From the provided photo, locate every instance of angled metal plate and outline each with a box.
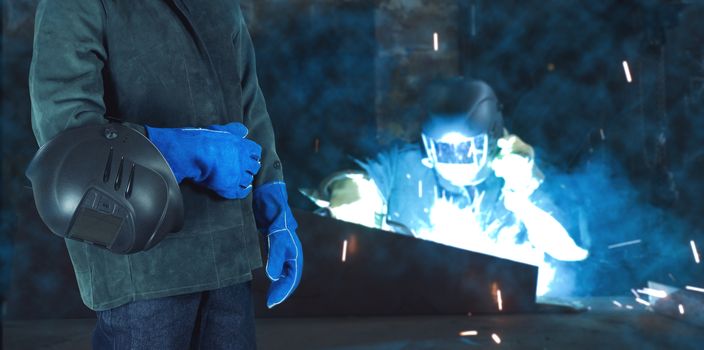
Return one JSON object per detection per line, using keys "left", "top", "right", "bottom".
{"left": 253, "top": 210, "right": 538, "bottom": 317}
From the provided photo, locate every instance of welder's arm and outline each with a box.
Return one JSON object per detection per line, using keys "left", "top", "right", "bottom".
{"left": 493, "top": 134, "right": 587, "bottom": 261}
{"left": 503, "top": 191, "right": 588, "bottom": 261}
{"left": 237, "top": 11, "right": 283, "bottom": 186}
{"left": 303, "top": 173, "right": 387, "bottom": 230}
{"left": 491, "top": 131, "right": 589, "bottom": 261}
{"left": 236, "top": 10, "right": 302, "bottom": 308}
{"left": 29, "top": 0, "right": 144, "bottom": 147}
{"left": 146, "top": 124, "right": 262, "bottom": 199}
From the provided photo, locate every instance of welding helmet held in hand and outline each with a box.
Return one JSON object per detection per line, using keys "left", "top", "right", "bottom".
{"left": 26, "top": 123, "right": 184, "bottom": 254}
{"left": 421, "top": 79, "right": 504, "bottom": 187}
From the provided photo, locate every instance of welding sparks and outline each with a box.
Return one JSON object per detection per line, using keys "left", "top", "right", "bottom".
{"left": 608, "top": 239, "right": 642, "bottom": 249}
{"left": 690, "top": 240, "right": 700, "bottom": 264}
{"left": 630, "top": 289, "right": 640, "bottom": 299}
{"left": 497, "top": 289, "right": 503, "bottom": 311}
{"left": 679, "top": 304, "right": 685, "bottom": 315}
{"left": 599, "top": 129, "right": 606, "bottom": 140}
{"left": 625, "top": 305, "right": 634, "bottom": 310}
{"left": 622, "top": 60, "right": 632, "bottom": 83}
{"left": 685, "top": 285, "right": 704, "bottom": 293}
{"left": 459, "top": 330, "right": 478, "bottom": 336}
{"left": 612, "top": 300, "right": 623, "bottom": 308}
{"left": 492, "top": 333, "right": 502, "bottom": 344}
{"left": 635, "top": 298, "right": 651, "bottom": 307}
{"left": 636, "top": 288, "right": 668, "bottom": 299}
{"left": 314, "top": 138, "right": 320, "bottom": 153}
{"left": 418, "top": 180, "right": 423, "bottom": 198}
{"left": 341, "top": 240, "right": 348, "bottom": 262}
{"left": 433, "top": 32, "right": 439, "bottom": 51}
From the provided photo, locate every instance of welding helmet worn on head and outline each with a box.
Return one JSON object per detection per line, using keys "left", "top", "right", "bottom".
{"left": 421, "top": 79, "right": 504, "bottom": 187}
{"left": 26, "top": 123, "right": 184, "bottom": 254}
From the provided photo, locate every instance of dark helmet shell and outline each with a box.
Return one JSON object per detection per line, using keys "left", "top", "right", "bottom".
{"left": 26, "top": 124, "right": 184, "bottom": 254}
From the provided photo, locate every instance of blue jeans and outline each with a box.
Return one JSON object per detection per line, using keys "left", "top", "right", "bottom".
{"left": 92, "top": 281, "right": 256, "bottom": 350}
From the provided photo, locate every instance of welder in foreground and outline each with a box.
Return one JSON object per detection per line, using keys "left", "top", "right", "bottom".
{"left": 28, "top": 0, "right": 302, "bottom": 348}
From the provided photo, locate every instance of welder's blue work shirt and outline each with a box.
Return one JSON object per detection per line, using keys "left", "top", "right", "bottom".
{"left": 357, "top": 144, "right": 550, "bottom": 242}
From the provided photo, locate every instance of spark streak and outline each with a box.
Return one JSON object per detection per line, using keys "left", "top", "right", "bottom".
{"left": 636, "top": 288, "right": 667, "bottom": 298}
{"left": 678, "top": 304, "right": 685, "bottom": 315}
{"left": 418, "top": 180, "right": 423, "bottom": 198}
{"left": 685, "top": 285, "right": 704, "bottom": 293}
{"left": 635, "top": 298, "right": 650, "bottom": 306}
{"left": 691, "top": 240, "right": 700, "bottom": 264}
{"left": 433, "top": 32, "right": 439, "bottom": 51}
{"left": 459, "top": 330, "right": 478, "bottom": 336}
{"left": 608, "top": 239, "right": 641, "bottom": 249}
{"left": 612, "top": 300, "right": 623, "bottom": 308}
{"left": 341, "top": 240, "right": 348, "bottom": 262}
{"left": 625, "top": 305, "right": 634, "bottom": 310}
{"left": 622, "top": 60, "right": 632, "bottom": 83}
{"left": 497, "top": 289, "right": 503, "bottom": 311}
{"left": 492, "top": 333, "right": 502, "bottom": 344}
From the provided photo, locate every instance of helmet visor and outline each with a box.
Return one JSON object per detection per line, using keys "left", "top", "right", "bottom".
{"left": 423, "top": 132, "right": 489, "bottom": 165}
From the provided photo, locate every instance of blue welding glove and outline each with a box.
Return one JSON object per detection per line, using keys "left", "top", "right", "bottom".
{"left": 253, "top": 182, "right": 303, "bottom": 308}
{"left": 145, "top": 122, "right": 262, "bottom": 199}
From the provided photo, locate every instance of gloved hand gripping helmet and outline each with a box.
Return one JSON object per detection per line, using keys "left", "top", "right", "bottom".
{"left": 26, "top": 124, "right": 184, "bottom": 254}
{"left": 421, "top": 79, "right": 504, "bottom": 187}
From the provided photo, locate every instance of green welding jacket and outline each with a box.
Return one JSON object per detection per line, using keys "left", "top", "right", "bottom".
{"left": 29, "top": 0, "right": 282, "bottom": 311}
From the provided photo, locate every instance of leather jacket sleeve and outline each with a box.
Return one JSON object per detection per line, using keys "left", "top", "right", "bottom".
{"left": 30, "top": 0, "right": 145, "bottom": 148}
{"left": 236, "top": 10, "right": 284, "bottom": 187}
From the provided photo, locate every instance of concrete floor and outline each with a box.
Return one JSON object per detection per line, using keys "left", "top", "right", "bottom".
{"left": 3, "top": 298, "right": 703, "bottom": 350}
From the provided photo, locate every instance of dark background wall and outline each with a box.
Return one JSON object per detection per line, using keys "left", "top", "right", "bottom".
{"left": 2, "top": 0, "right": 704, "bottom": 319}
{"left": 244, "top": 0, "right": 379, "bottom": 202}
